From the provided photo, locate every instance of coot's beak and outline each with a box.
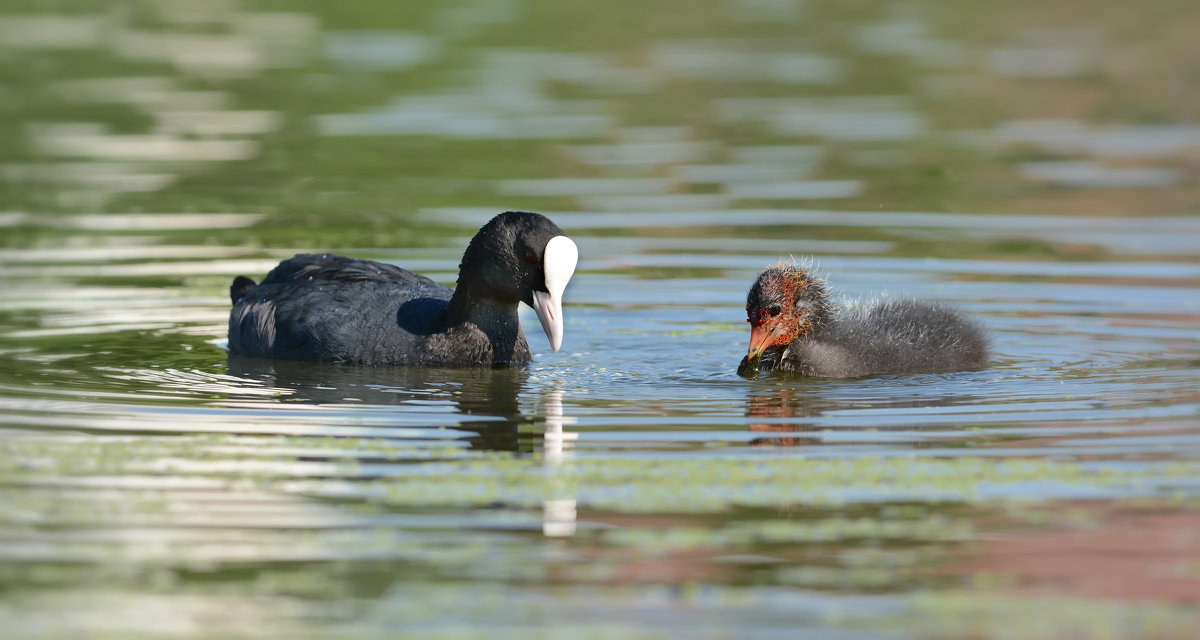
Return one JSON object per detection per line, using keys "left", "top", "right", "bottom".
{"left": 746, "top": 324, "right": 772, "bottom": 361}
{"left": 531, "top": 235, "right": 578, "bottom": 352}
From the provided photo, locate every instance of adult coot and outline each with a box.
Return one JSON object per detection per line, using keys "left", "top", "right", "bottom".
{"left": 737, "top": 262, "right": 989, "bottom": 377}
{"left": 228, "top": 211, "right": 578, "bottom": 366}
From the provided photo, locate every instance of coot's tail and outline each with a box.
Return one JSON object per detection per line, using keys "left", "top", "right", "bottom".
{"left": 230, "top": 275, "right": 257, "bottom": 303}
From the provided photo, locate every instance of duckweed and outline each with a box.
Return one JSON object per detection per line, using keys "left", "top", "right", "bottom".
{"left": 604, "top": 515, "right": 974, "bottom": 550}
{"left": 3, "top": 0, "right": 1200, "bottom": 638}
{"left": 359, "top": 457, "right": 1200, "bottom": 512}
{"left": 902, "top": 592, "right": 1200, "bottom": 640}
{"left": 5, "top": 437, "right": 1198, "bottom": 513}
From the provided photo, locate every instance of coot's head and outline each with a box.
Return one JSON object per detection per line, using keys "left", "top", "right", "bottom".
{"left": 458, "top": 211, "right": 578, "bottom": 351}
{"left": 743, "top": 263, "right": 830, "bottom": 362}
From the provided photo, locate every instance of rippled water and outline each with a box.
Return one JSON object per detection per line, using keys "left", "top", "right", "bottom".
{"left": 3, "top": 1, "right": 1200, "bottom": 638}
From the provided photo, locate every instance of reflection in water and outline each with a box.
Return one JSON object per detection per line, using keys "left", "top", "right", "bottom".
{"left": 540, "top": 383, "right": 577, "bottom": 537}
{"left": 226, "top": 355, "right": 526, "bottom": 451}
{"left": 744, "top": 385, "right": 820, "bottom": 447}
{"left": 4, "top": 0, "right": 1200, "bottom": 635}
{"left": 4, "top": 8, "right": 302, "bottom": 208}
{"left": 228, "top": 355, "right": 579, "bottom": 535}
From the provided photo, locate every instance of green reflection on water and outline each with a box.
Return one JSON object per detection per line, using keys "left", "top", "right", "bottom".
{"left": 3, "top": 0, "right": 1200, "bottom": 637}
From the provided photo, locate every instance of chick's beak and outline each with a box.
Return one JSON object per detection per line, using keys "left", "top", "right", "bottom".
{"left": 746, "top": 323, "right": 773, "bottom": 361}
{"left": 531, "top": 235, "right": 578, "bottom": 352}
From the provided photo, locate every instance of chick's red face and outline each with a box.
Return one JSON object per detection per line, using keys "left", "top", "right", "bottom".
{"left": 746, "top": 301, "right": 789, "bottom": 359}
{"left": 744, "top": 271, "right": 819, "bottom": 360}
{"left": 748, "top": 305, "right": 778, "bottom": 328}
{"left": 739, "top": 265, "right": 825, "bottom": 365}
{"left": 746, "top": 275, "right": 802, "bottom": 358}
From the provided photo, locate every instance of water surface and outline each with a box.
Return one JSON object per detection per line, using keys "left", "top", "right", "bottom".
{"left": 2, "top": 1, "right": 1200, "bottom": 638}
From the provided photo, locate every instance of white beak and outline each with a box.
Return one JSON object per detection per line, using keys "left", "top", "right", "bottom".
{"left": 530, "top": 235, "right": 578, "bottom": 352}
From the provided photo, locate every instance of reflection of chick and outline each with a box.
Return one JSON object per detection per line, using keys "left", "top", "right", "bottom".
{"left": 746, "top": 387, "right": 818, "bottom": 448}
{"left": 738, "top": 263, "right": 989, "bottom": 377}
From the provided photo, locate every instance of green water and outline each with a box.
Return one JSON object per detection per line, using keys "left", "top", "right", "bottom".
{"left": 2, "top": 1, "right": 1200, "bottom": 638}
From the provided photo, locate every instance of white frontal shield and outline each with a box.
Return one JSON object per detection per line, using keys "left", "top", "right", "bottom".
{"left": 530, "top": 235, "right": 578, "bottom": 352}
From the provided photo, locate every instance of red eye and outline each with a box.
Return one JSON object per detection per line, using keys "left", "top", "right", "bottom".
{"left": 524, "top": 251, "right": 537, "bottom": 265}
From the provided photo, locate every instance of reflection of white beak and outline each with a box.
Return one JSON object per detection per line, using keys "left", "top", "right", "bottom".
{"left": 530, "top": 235, "right": 578, "bottom": 352}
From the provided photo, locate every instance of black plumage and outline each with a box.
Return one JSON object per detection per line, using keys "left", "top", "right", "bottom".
{"left": 228, "top": 211, "right": 575, "bottom": 367}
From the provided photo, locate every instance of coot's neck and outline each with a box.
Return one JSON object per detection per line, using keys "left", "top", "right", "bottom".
{"left": 444, "top": 284, "right": 524, "bottom": 360}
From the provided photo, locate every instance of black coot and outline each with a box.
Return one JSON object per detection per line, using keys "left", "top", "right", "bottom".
{"left": 737, "top": 263, "right": 989, "bottom": 377}
{"left": 228, "top": 211, "right": 577, "bottom": 366}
